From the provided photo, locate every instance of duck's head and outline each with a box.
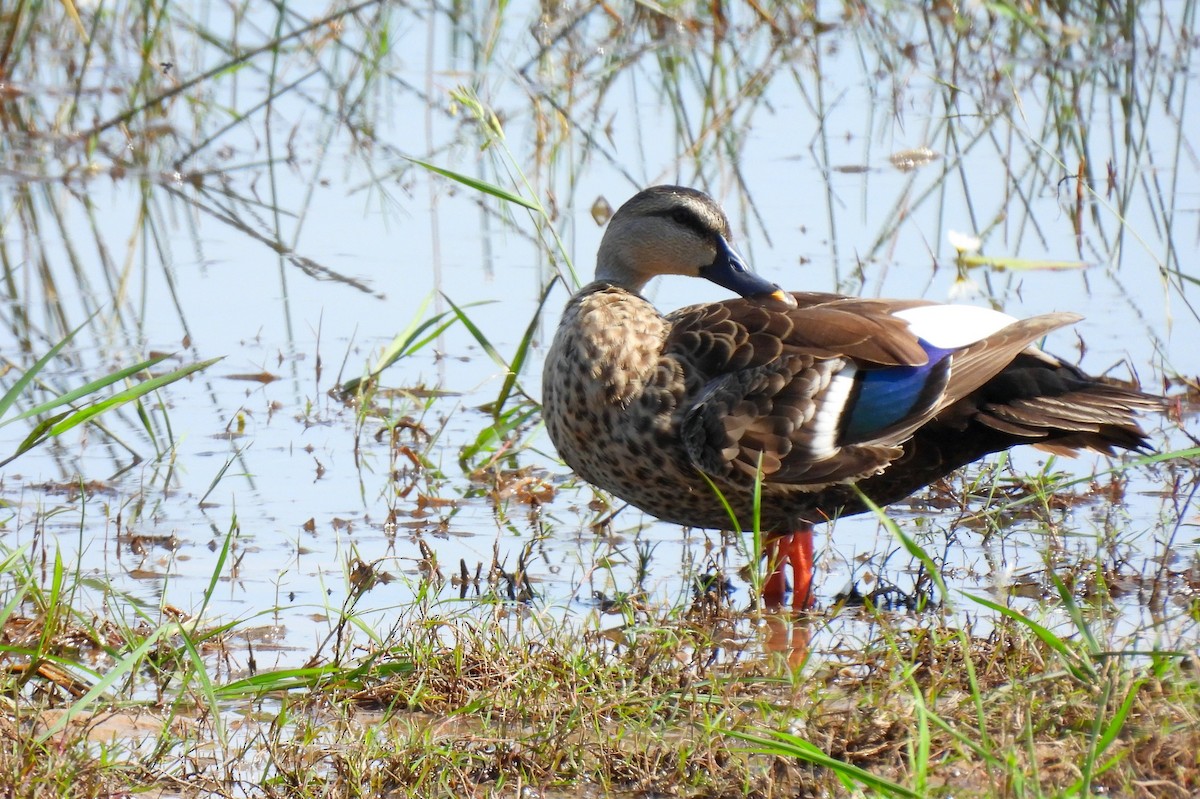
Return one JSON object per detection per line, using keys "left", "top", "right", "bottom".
{"left": 595, "top": 185, "right": 796, "bottom": 307}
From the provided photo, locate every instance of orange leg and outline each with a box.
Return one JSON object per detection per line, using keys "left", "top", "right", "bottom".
{"left": 762, "top": 525, "right": 816, "bottom": 610}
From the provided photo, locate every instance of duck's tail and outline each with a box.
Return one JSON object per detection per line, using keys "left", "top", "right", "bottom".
{"left": 945, "top": 350, "right": 1162, "bottom": 456}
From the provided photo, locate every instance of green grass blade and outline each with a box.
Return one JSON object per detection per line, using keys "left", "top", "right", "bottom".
{"left": 175, "top": 626, "right": 227, "bottom": 746}
{"left": 443, "top": 295, "right": 505, "bottom": 370}
{"left": 458, "top": 402, "right": 539, "bottom": 471}
{"left": 697, "top": 470, "right": 741, "bottom": 535}
{"left": 964, "top": 592, "right": 1095, "bottom": 681}
{"left": 0, "top": 315, "right": 95, "bottom": 419}
{"left": 909, "top": 680, "right": 930, "bottom": 796}
{"left": 341, "top": 297, "right": 477, "bottom": 395}
{"left": 1094, "top": 680, "right": 1144, "bottom": 761}
{"left": 727, "top": 728, "right": 920, "bottom": 798}
{"left": 10, "top": 413, "right": 72, "bottom": 462}
{"left": 199, "top": 445, "right": 248, "bottom": 507}
{"left": 1, "top": 356, "right": 222, "bottom": 466}
{"left": 920, "top": 702, "right": 1004, "bottom": 767}
{"left": 216, "top": 666, "right": 343, "bottom": 698}
{"left": 196, "top": 513, "right": 236, "bottom": 623}
{"left": 0, "top": 354, "right": 171, "bottom": 427}
{"left": 1047, "top": 567, "right": 1101, "bottom": 655}
{"left": 490, "top": 277, "right": 556, "bottom": 415}
{"left": 856, "top": 487, "right": 949, "bottom": 608}
{"left": 36, "top": 622, "right": 175, "bottom": 742}
{"left": 403, "top": 156, "right": 540, "bottom": 210}
{"left": 352, "top": 293, "right": 464, "bottom": 382}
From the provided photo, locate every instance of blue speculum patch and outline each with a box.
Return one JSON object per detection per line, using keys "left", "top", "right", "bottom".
{"left": 840, "top": 342, "right": 956, "bottom": 442}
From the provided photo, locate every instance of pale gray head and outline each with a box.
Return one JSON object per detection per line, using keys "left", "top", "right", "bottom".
{"left": 594, "top": 185, "right": 795, "bottom": 305}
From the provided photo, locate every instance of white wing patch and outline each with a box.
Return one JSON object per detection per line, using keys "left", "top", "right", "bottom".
{"left": 809, "top": 363, "right": 857, "bottom": 458}
{"left": 893, "top": 305, "right": 1018, "bottom": 349}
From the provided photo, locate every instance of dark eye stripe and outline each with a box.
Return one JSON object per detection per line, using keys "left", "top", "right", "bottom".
{"left": 651, "top": 206, "right": 713, "bottom": 239}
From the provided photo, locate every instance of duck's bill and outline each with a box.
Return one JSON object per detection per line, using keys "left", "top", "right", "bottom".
{"left": 701, "top": 236, "right": 797, "bottom": 307}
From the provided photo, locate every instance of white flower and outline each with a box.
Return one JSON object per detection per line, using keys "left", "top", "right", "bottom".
{"left": 947, "top": 229, "right": 982, "bottom": 254}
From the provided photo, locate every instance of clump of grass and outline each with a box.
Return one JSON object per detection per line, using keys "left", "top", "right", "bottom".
{"left": 2, "top": 522, "right": 1198, "bottom": 798}
{"left": 236, "top": 600, "right": 1200, "bottom": 798}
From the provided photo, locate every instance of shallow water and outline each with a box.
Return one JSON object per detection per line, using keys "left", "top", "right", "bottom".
{"left": 0, "top": 1, "right": 1197, "bottom": 677}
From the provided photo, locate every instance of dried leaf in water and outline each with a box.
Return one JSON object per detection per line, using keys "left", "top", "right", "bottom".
{"left": 591, "top": 196, "right": 613, "bottom": 225}
{"left": 889, "top": 146, "right": 939, "bottom": 172}
{"left": 225, "top": 371, "right": 280, "bottom": 383}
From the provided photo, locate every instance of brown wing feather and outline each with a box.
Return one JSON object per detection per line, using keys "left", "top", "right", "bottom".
{"left": 665, "top": 294, "right": 937, "bottom": 373}
{"left": 668, "top": 294, "right": 948, "bottom": 491}
{"left": 668, "top": 299, "right": 1142, "bottom": 497}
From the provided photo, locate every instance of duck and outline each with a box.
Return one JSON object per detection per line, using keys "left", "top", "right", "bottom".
{"left": 542, "top": 185, "right": 1160, "bottom": 609}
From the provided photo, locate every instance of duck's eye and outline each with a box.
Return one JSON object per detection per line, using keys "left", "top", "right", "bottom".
{"left": 671, "top": 209, "right": 693, "bottom": 226}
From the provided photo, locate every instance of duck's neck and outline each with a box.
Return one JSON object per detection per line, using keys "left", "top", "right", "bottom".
{"left": 593, "top": 254, "right": 652, "bottom": 294}
{"left": 584, "top": 277, "right": 645, "bottom": 298}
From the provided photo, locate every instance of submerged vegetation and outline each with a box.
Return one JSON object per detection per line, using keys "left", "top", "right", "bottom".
{"left": 0, "top": 0, "right": 1198, "bottom": 797}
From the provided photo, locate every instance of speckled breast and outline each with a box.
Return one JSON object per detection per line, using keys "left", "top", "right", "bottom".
{"left": 542, "top": 284, "right": 741, "bottom": 530}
